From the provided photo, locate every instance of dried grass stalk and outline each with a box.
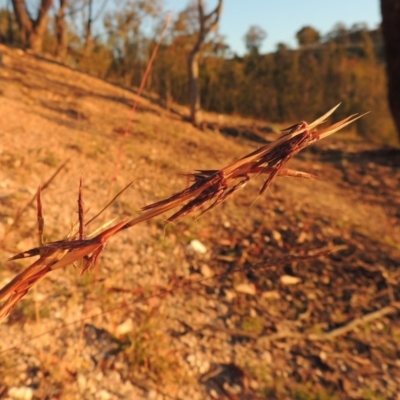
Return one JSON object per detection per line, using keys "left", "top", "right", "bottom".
{"left": 140, "top": 104, "right": 367, "bottom": 222}
{"left": 0, "top": 105, "right": 366, "bottom": 321}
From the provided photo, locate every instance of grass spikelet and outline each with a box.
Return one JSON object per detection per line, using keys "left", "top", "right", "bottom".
{"left": 0, "top": 105, "right": 367, "bottom": 321}
{"left": 141, "top": 105, "right": 367, "bottom": 222}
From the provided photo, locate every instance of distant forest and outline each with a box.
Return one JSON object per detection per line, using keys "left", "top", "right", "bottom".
{"left": 0, "top": 1, "right": 397, "bottom": 144}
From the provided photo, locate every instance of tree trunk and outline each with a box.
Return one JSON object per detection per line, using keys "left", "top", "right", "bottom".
{"left": 28, "top": 31, "right": 43, "bottom": 52}
{"left": 55, "top": 0, "right": 68, "bottom": 60}
{"left": 165, "top": 75, "right": 171, "bottom": 111}
{"left": 381, "top": 0, "right": 400, "bottom": 140}
{"left": 187, "top": 0, "right": 223, "bottom": 127}
{"left": 188, "top": 50, "right": 201, "bottom": 126}
{"left": 83, "top": 0, "right": 93, "bottom": 57}
{"left": 6, "top": 0, "right": 15, "bottom": 44}
{"left": 11, "top": 0, "right": 53, "bottom": 52}
{"left": 12, "top": 0, "right": 32, "bottom": 45}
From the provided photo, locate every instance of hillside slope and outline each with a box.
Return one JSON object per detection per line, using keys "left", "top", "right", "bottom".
{"left": 0, "top": 44, "right": 400, "bottom": 400}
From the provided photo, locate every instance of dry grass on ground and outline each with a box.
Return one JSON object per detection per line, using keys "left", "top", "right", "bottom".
{"left": 0, "top": 44, "right": 400, "bottom": 400}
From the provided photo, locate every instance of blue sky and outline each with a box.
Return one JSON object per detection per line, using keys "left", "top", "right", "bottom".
{"left": 164, "top": 0, "right": 382, "bottom": 54}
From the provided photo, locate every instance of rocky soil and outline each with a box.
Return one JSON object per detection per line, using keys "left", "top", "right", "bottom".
{"left": 0, "top": 44, "right": 400, "bottom": 400}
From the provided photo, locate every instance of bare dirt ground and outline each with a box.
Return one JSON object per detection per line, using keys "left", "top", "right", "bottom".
{"left": 0, "top": 44, "right": 400, "bottom": 400}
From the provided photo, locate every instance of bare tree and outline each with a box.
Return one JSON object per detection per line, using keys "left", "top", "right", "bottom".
{"left": 244, "top": 25, "right": 267, "bottom": 53}
{"left": 381, "top": 0, "right": 400, "bottom": 140}
{"left": 80, "top": 0, "right": 109, "bottom": 60}
{"left": 11, "top": 0, "right": 53, "bottom": 52}
{"left": 188, "top": 0, "right": 223, "bottom": 126}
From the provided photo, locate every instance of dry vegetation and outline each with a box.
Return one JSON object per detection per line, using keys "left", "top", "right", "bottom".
{"left": 0, "top": 44, "right": 400, "bottom": 400}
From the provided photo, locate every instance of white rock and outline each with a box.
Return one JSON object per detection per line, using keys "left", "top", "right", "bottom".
{"left": 8, "top": 387, "right": 33, "bottom": 400}
{"left": 198, "top": 359, "right": 210, "bottom": 374}
{"left": 188, "top": 239, "right": 207, "bottom": 254}
{"left": 116, "top": 318, "right": 134, "bottom": 335}
{"left": 235, "top": 283, "right": 256, "bottom": 295}
{"left": 97, "top": 390, "right": 112, "bottom": 400}
{"left": 280, "top": 275, "right": 301, "bottom": 285}
{"left": 186, "top": 353, "right": 196, "bottom": 367}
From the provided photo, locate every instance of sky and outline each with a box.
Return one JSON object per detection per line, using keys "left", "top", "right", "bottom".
{"left": 163, "top": 0, "right": 382, "bottom": 54}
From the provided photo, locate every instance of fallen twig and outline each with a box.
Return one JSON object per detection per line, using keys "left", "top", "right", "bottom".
{"left": 254, "top": 303, "right": 400, "bottom": 343}
{"left": 307, "top": 302, "right": 400, "bottom": 341}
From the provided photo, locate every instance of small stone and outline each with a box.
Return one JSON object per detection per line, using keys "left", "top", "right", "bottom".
{"left": 307, "top": 291, "right": 317, "bottom": 300}
{"left": 250, "top": 380, "right": 259, "bottom": 390}
{"left": 8, "top": 387, "right": 33, "bottom": 400}
{"left": 198, "top": 359, "right": 210, "bottom": 374}
{"left": 77, "top": 374, "right": 87, "bottom": 390}
{"left": 200, "top": 264, "right": 213, "bottom": 278}
{"left": 186, "top": 353, "right": 196, "bottom": 367}
{"left": 224, "top": 289, "right": 236, "bottom": 301}
{"left": 280, "top": 275, "right": 301, "bottom": 285}
{"left": 95, "top": 371, "right": 104, "bottom": 381}
{"left": 262, "top": 351, "right": 272, "bottom": 364}
{"left": 375, "top": 322, "right": 384, "bottom": 331}
{"left": 116, "top": 318, "right": 134, "bottom": 335}
{"left": 0, "top": 52, "right": 10, "bottom": 67}
{"left": 297, "top": 231, "right": 308, "bottom": 244}
{"left": 319, "top": 351, "right": 327, "bottom": 361}
{"left": 97, "top": 390, "right": 112, "bottom": 400}
{"left": 262, "top": 290, "right": 281, "bottom": 299}
{"left": 187, "top": 239, "right": 207, "bottom": 254}
{"left": 210, "top": 389, "right": 219, "bottom": 399}
{"left": 263, "top": 235, "right": 271, "bottom": 243}
{"left": 217, "top": 302, "right": 228, "bottom": 315}
{"left": 241, "top": 239, "right": 250, "bottom": 247}
{"left": 271, "top": 230, "right": 282, "bottom": 242}
{"left": 148, "top": 390, "right": 157, "bottom": 400}
{"left": 235, "top": 283, "right": 256, "bottom": 295}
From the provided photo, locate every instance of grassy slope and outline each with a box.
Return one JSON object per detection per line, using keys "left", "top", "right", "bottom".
{"left": 0, "top": 44, "right": 400, "bottom": 400}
